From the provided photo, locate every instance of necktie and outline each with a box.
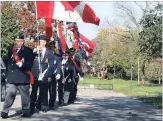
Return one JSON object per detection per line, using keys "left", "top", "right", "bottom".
{"left": 16, "top": 48, "right": 18, "bottom": 53}
{"left": 40, "top": 50, "right": 43, "bottom": 61}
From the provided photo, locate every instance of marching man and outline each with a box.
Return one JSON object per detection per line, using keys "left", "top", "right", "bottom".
{"left": 47, "top": 38, "right": 61, "bottom": 109}
{"left": 1, "top": 33, "right": 34, "bottom": 118}
{"left": 30, "top": 35, "right": 54, "bottom": 113}
{"left": 68, "top": 48, "right": 84, "bottom": 103}
{"left": 61, "top": 50, "right": 75, "bottom": 106}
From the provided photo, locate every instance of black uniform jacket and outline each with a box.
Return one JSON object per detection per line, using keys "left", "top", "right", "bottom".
{"left": 6, "top": 46, "right": 34, "bottom": 84}
{"left": 32, "top": 48, "right": 55, "bottom": 82}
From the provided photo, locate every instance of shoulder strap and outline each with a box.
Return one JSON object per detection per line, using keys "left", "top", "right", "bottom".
{"left": 12, "top": 47, "right": 21, "bottom": 63}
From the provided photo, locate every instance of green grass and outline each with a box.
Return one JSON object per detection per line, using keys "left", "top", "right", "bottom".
{"left": 79, "top": 77, "right": 162, "bottom": 108}
{"left": 79, "top": 77, "right": 138, "bottom": 89}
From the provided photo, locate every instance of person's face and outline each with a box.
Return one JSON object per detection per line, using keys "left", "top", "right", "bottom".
{"left": 63, "top": 53, "right": 69, "bottom": 60}
{"left": 14, "top": 39, "right": 24, "bottom": 48}
{"left": 70, "top": 51, "right": 75, "bottom": 56}
{"left": 40, "top": 40, "right": 46, "bottom": 47}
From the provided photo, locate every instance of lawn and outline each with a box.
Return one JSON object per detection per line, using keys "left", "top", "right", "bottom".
{"left": 79, "top": 77, "right": 162, "bottom": 108}
{"left": 79, "top": 77, "right": 138, "bottom": 89}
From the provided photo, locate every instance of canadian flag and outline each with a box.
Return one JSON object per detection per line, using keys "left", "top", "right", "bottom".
{"left": 35, "top": 1, "right": 100, "bottom": 26}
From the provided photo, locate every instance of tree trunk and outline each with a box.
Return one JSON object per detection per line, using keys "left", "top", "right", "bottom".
{"left": 140, "top": 59, "right": 146, "bottom": 85}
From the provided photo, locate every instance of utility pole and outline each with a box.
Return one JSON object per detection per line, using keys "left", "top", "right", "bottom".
{"left": 113, "top": 64, "right": 115, "bottom": 89}
{"left": 130, "top": 48, "right": 133, "bottom": 90}
{"left": 138, "top": 56, "right": 140, "bottom": 85}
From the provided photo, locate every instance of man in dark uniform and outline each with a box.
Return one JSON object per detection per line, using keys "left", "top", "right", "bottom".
{"left": 48, "top": 32, "right": 63, "bottom": 106}
{"left": 1, "top": 33, "right": 34, "bottom": 118}
{"left": 56, "top": 56, "right": 63, "bottom": 106}
{"left": 61, "top": 50, "right": 75, "bottom": 105}
{"left": 47, "top": 39, "right": 61, "bottom": 109}
{"left": 68, "top": 48, "right": 84, "bottom": 103}
{"left": 30, "top": 35, "right": 54, "bottom": 113}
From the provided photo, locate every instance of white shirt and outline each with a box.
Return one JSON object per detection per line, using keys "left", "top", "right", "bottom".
{"left": 16, "top": 48, "right": 21, "bottom": 53}
{"left": 62, "top": 59, "right": 68, "bottom": 65}
{"left": 41, "top": 47, "right": 46, "bottom": 58}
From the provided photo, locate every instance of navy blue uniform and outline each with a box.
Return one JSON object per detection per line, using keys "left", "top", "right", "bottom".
{"left": 31, "top": 48, "right": 55, "bottom": 112}
{"left": 6, "top": 46, "right": 34, "bottom": 84}
{"left": 48, "top": 53, "right": 62, "bottom": 109}
{"left": 69, "top": 54, "right": 84, "bottom": 103}
{"left": 61, "top": 58, "right": 75, "bottom": 104}
{"left": 53, "top": 54, "right": 64, "bottom": 105}
{"left": 2, "top": 46, "right": 34, "bottom": 116}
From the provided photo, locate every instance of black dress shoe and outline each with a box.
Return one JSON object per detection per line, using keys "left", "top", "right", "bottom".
{"left": 50, "top": 105, "right": 58, "bottom": 110}
{"left": 41, "top": 106, "right": 50, "bottom": 112}
{"left": 68, "top": 100, "right": 75, "bottom": 104}
{"left": 49, "top": 106, "right": 54, "bottom": 110}
{"left": 58, "top": 102, "right": 61, "bottom": 106}
{"left": 30, "top": 108, "right": 35, "bottom": 114}
{"left": 49, "top": 104, "right": 54, "bottom": 110}
{"left": 1, "top": 112, "right": 8, "bottom": 119}
{"left": 21, "top": 113, "right": 32, "bottom": 117}
{"left": 61, "top": 103, "right": 68, "bottom": 106}
{"left": 36, "top": 103, "right": 41, "bottom": 110}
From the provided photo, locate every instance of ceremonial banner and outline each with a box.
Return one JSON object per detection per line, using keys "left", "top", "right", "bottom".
{"left": 57, "top": 23, "right": 68, "bottom": 52}
{"left": 66, "top": 22, "right": 96, "bottom": 56}
{"left": 35, "top": 1, "right": 100, "bottom": 25}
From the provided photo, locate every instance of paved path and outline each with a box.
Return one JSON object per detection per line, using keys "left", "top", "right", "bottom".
{"left": 0, "top": 87, "right": 162, "bottom": 121}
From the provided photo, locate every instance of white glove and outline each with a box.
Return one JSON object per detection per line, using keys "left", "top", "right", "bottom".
{"left": 87, "top": 61, "right": 91, "bottom": 66}
{"left": 80, "top": 77, "right": 84, "bottom": 81}
{"left": 33, "top": 47, "right": 42, "bottom": 54}
{"left": 48, "top": 77, "right": 52, "bottom": 82}
{"left": 33, "top": 48, "right": 38, "bottom": 53}
{"left": 16, "top": 62, "right": 23, "bottom": 68}
{"left": 56, "top": 74, "right": 61, "bottom": 80}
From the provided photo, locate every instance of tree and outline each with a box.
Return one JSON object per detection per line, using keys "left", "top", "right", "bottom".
{"left": 1, "top": 1, "right": 46, "bottom": 58}
{"left": 139, "top": 3, "right": 162, "bottom": 58}
{"left": 112, "top": 2, "right": 161, "bottom": 83}
{"left": 90, "top": 26, "right": 138, "bottom": 79}
{"left": 15, "top": 1, "right": 38, "bottom": 39}
{"left": 1, "top": 2, "right": 19, "bottom": 59}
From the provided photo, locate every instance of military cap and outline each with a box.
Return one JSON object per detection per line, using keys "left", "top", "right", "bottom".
{"left": 69, "top": 48, "right": 76, "bottom": 52}
{"left": 15, "top": 33, "right": 24, "bottom": 40}
{"left": 39, "top": 35, "right": 47, "bottom": 41}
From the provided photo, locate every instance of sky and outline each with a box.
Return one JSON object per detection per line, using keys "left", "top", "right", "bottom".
{"left": 78, "top": 2, "right": 115, "bottom": 40}
{"left": 77, "top": 1, "right": 160, "bottom": 40}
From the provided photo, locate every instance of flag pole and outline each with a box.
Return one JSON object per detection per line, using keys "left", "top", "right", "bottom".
{"left": 75, "top": 22, "right": 91, "bottom": 74}
{"left": 65, "top": 21, "right": 68, "bottom": 44}
{"left": 36, "top": 20, "right": 42, "bottom": 77}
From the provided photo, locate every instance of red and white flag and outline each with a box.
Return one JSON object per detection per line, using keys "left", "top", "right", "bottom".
{"left": 35, "top": 1, "right": 100, "bottom": 26}
{"left": 57, "top": 23, "right": 68, "bottom": 52}
{"left": 73, "top": 33, "right": 96, "bottom": 56}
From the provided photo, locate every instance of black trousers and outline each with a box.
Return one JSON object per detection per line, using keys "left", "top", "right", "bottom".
{"left": 30, "top": 80, "right": 41, "bottom": 108}
{"left": 57, "top": 80, "right": 64, "bottom": 104}
{"left": 30, "top": 80, "right": 49, "bottom": 108}
{"left": 40, "top": 82, "right": 49, "bottom": 108}
{"left": 48, "top": 80, "right": 56, "bottom": 107}
{"left": 68, "top": 77, "right": 79, "bottom": 103}
{"left": 74, "top": 77, "right": 79, "bottom": 99}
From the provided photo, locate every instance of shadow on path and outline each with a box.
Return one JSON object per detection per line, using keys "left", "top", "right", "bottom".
{"left": 1, "top": 96, "right": 161, "bottom": 121}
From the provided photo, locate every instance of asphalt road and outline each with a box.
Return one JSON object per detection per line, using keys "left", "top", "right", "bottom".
{"left": 0, "top": 87, "right": 162, "bottom": 121}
